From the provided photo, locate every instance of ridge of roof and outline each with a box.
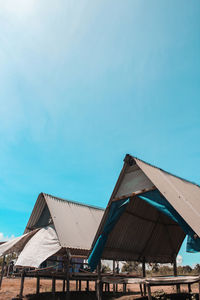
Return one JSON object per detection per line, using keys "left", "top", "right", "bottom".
{"left": 125, "top": 154, "right": 200, "bottom": 189}
{"left": 42, "top": 193, "right": 104, "bottom": 211}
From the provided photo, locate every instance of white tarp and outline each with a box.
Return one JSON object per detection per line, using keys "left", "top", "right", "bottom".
{"left": 15, "top": 225, "right": 61, "bottom": 268}
{"left": 0, "top": 229, "right": 38, "bottom": 256}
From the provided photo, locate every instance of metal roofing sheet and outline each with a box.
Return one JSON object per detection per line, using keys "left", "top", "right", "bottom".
{"left": 91, "top": 154, "right": 198, "bottom": 263}
{"left": 101, "top": 196, "right": 185, "bottom": 263}
{"left": 135, "top": 158, "right": 200, "bottom": 237}
{"left": 44, "top": 194, "right": 104, "bottom": 250}
{"left": 25, "top": 193, "right": 47, "bottom": 233}
{"left": 25, "top": 193, "right": 104, "bottom": 252}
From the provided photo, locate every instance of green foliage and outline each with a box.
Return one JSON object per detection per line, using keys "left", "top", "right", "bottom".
{"left": 194, "top": 264, "right": 200, "bottom": 274}
{"left": 101, "top": 264, "right": 111, "bottom": 273}
{"left": 151, "top": 263, "right": 160, "bottom": 273}
{"left": 122, "top": 261, "right": 141, "bottom": 273}
{"left": 177, "top": 265, "right": 193, "bottom": 275}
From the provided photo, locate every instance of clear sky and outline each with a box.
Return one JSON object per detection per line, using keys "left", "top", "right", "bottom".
{"left": 0, "top": 0, "right": 200, "bottom": 266}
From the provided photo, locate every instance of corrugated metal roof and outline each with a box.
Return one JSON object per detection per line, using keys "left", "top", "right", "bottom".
{"left": 25, "top": 193, "right": 104, "bottom": 252}
{"left": 101, "top": 196, "right": 185, "bottom": 263}
{"left": 91, "top": 154, "right": 199, "bottom": 263}
{"left": 135, "top": 158, "right": 200, "bottom": 237}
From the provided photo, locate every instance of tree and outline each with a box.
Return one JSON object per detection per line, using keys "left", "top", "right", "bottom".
{"left": 122, "top": 261, "right": 140, "bottom": 273}
{"left": 101, "top": 264, "right": 111, "bottom": 273}
{"left": 182, "top": 265, "right": 192, "bottom": 274}
{"left": 151, "top": 263, "right": 160, "bottom": 273}
{"left": 194, "top": 264, "right": 200, "bottom": 274}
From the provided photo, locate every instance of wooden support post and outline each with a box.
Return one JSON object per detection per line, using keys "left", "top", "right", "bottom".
{"left": 173, "top": 257, "right": 180, "bottom": 293}
{"left": 96, "top": 261, "right": 102, "bottom": 300}
{"left": 108, "top": 283, "right": 110, "bottom": 292}
{"left": 64, "top": 250, "right": 70, "bottom": 295}
{"left": 147, "top": 284, "right": 152, "bottom": 300}
{"left": 188, "top": 283, "right": 191, "bottom": 293}
{"left": 52, "top": 276, "right": 56, "bottom": 293}
{"left": 139, "top": 284, "right": 143, "bottom": 296}
{"left": 123, "top": 283, "right": 126, "bottom": 293}
{"left": 66, "top": 264, "right": 70, "bottom": 292}
{"left": 76, "top": 280, "right": 78, "bottom": 291}
{"left": 113, "top": 260, "right": 116, "bottom": 293}
{"left": 79, "top": 280, "right": 81, "bottom": 291}
{"left": 86, "top": 280, "right": 89, "bottom": 291}
{"left": 104, "top": 283, "right": 107, "bottom": 292}
{"left": 19, "top": 270, "right": 25, "bottom": 299}
{"left": 142, "top": 258, "right": 146, "bottom": 296}
{"left": 173, "top": 257, "right": 177, "bottom": 276}
{"left": 63, "top": 279, "right": 66, "bottom": 292}
{"left": 116, "top": 261, "right": 119, "bottom": 293}
{"left": 36, "top": 276, "right": 40, "bottom": 294}
{"left": 198, "top": 281, "right": 200, "bottom": 300}
{"left": 0, "top": 255, "right": 5, "bottom": 289}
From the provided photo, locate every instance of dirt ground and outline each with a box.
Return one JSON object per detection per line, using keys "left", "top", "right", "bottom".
{"left": 0, "top": 277, "right": 199, "bottom": 300}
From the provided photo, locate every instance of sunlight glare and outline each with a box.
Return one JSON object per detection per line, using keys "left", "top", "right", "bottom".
{"left": 1, "top": 0, "right": 37, "bottom": 17}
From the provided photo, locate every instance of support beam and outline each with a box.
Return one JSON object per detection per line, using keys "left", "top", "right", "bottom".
{"left": 86, "top": 280, "right": 89, "bottom": 291}
{"left": 173, "top": 257, "right": 180, "bottom": 293}
{"left": 0, "top": 255, "right": 5, "bottom": 289}
{"left": 66, "top": 261, "right": 70, "bottom": 292}
{"left": 19, "top": 270, "right": 25, "bottom": 299}
{"left": 139, "top": 284, "right": 143, "bottom": 296}
{"left": 79, "top": 280, "right": 81, "bottom": 291}
{"left": 36, "top": 276, "right": 40, "bottom": 294}
{"left": 142, "top": 258, "right": 146, "bottom": 296}
{"left": 147, "top": 284, "right": 152, "bottom": 300}
{"left": 52, "top": 276, "right": 56, "bottom": 293}
{"left": 62, "top": 279, "right": 66, "bottom": 292}
{"left": 113, "top": 260, "right": 116, "bottom": 293}
{"left": 96, "top": 261, "right": 102, "bottom": 300}
{"left": 198, "top": 281, "right": 200, "bottom": 300}
{"left": 65, "top": 249, "right": 71, "bottom": 294}
{"left": 116, "top": 261, "right": 119, "bottom": 292}
{"left": 95, "top": 280, "right": 97, "bottom": 292}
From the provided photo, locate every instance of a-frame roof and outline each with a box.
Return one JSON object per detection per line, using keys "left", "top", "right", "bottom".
{"left": 91, "top": 154, "right": 200, "bottom": 263}
{"left": 25, "top": 193, "right": 104, "bottom": 255}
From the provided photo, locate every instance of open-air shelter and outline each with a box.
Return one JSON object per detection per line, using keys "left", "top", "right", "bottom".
{"left": 0, "top": 193, "right": 104, "bottom": 297}
{"left": 88, "top": 154, "right": 200, "bottom": 299}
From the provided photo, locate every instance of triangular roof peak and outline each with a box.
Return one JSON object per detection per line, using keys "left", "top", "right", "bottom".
{"left": 91, "top": 154, "right": 200, "bottom": 263}
{"left": 25, "top": 193, "right": 104, "bottom": 253}
{"left": 110, "top": 154, "right": 200, "bottom": 236}
{"left": 125, "top": 154, "right": 200, "bottom": 188}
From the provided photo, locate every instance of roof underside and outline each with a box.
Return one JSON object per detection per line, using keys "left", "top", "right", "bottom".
{"left": 102, "top": 195, "right": 185, "bottom": 263}
{"left": 25, "top": 193, "right": 104, "bottom": 253}
{"left": 93, "top": 154, "right": 200, "bottom": 263}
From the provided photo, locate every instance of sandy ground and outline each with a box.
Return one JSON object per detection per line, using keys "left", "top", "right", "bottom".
{"left": 0, "top": 277, "right": 199, "bottom": 300}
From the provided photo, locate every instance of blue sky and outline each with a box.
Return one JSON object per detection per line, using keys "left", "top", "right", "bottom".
{"left": 0, "top": 0, "right": 200, "bottom": 266}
